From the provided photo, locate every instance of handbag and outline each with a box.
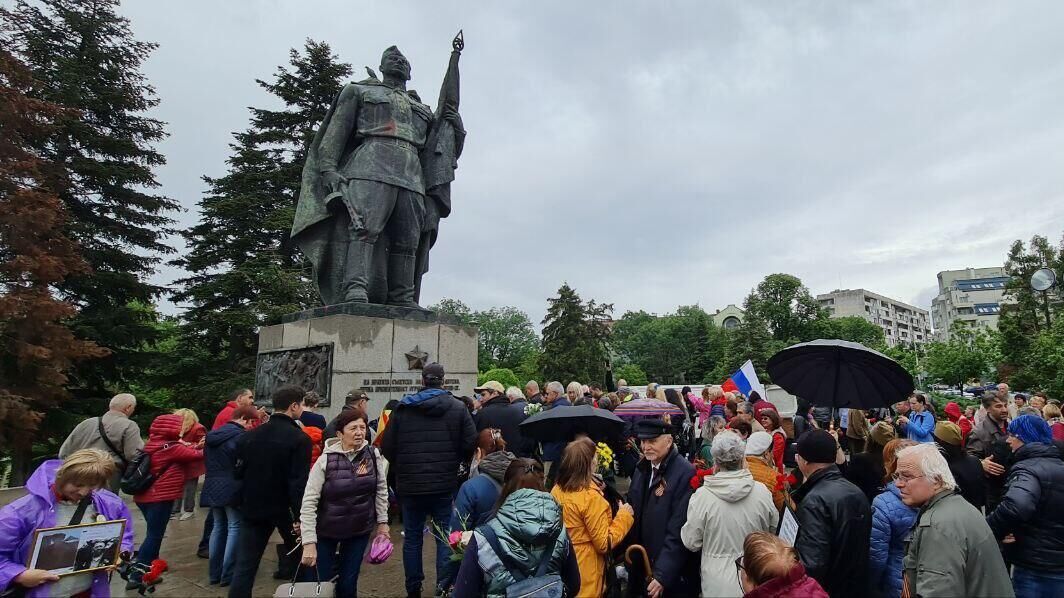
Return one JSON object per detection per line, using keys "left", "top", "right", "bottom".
{"left": 479, "top": 525, "right": 563, "bottom": 598}
{"left": 273, "top": 564, "right": 335, "bottom": 598}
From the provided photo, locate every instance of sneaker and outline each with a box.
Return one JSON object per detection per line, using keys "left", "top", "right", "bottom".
{"left": 179, "top": 512, "right": 194, "bottom": 521}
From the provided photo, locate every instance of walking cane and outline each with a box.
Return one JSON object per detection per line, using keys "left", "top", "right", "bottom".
{"left": 624, "top": 544, "right": 655, "bottom": 585}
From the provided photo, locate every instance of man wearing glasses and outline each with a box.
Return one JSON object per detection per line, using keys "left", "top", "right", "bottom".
{"left": 896, "top": 443, "right": 1013, "bottom": 597}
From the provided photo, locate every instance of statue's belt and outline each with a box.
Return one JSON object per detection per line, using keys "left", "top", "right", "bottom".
{"left": 362, "top": 136, "right": 420, "bottom": 150}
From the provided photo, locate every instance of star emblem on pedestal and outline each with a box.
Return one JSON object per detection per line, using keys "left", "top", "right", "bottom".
{"left": 405, "top": 345, "right": 430, "bottom": 370}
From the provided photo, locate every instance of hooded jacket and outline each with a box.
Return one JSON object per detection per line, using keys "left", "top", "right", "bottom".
{"left": 869, "top": 483, "right": 917, "bottom": 598}
{"left": 134, "top": 414, "right": 205, "bottom": 504}
{"left": 792, "top": 465, "right": 871, "bottom": 598}
{"left": 986, "top": 441, "right": 1064, "bottom": 572}
{"left": 201, "top": 421, "right": 246, "bottom": 507}
{"left": 0, "top": 460, "right": 135, "bottom": 598}
{"left": 380, "top": 387, "right": 477, "bottom": 496}
{"left": 551, "top": 481, "right": 634, "bottom": 597}
{"left": 681, "top": 469, "right": 778, "bottom": 597}
{"left": 944, "top": 402, "right": 972, "bottom": 444}
{"left": 743, "top": 563, "right": 828, "bottom": 598}
{"left": 299, "top": 437, "right": 389, "bottom": 544}
{"left": 451, "top": 450, "right": 515, "bottom": 532}
{"left": 903, "top": 490, "right": 1013, "bottom": 598}
{"left": 468, "top": 489, "right": 574, "bottom": 598}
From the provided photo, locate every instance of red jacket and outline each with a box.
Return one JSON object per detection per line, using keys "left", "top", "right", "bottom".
{"left": 181, "top": 422, "right": 207, "bottom": 479}
{"left": 212, "top": 401, "right": 264, "bottom": 431}
{"left": 744, "top": 563, "right": 828, "bottom": 598}
{"left": 944, "top": 402, "right": 972, "bottom": 445}
{"left": 134, "top": 414, "right": 204, "bottom": 504}
{"left": 770, "top": 429, "right": 786, "bottom": 473}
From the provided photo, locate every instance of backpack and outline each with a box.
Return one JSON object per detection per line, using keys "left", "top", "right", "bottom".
{"left": 120, "top": 450, "right": 156, "bottom": 494}
{"left": 479, "top": 524, "right": 563, "bottom": 598}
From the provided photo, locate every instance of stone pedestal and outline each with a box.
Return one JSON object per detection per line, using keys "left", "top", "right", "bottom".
{"left": 256, "top": 303, "right": 478, "bottom": 422}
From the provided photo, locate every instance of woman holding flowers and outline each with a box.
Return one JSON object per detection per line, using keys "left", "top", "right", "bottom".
{"left": 551, "top": 438, "right": 634, "bottom": 597}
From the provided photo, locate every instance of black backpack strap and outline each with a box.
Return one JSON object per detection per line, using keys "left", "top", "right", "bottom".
{"left": 68, "top": 496, "right": 92, "bottom": 526}
{"left": 96, "top": 417, "right": 127, "bottom": 467}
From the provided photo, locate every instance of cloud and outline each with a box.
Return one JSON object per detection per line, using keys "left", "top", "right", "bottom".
{"left": 122, "top": 0, "right": 1064, "bottom": 324}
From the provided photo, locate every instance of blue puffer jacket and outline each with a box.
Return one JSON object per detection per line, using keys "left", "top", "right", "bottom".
{"left": 869, "top": 483, "right": 917, "bottom": 598}
{"left": 201, "top": 421, "right": 246, "bottom": 507}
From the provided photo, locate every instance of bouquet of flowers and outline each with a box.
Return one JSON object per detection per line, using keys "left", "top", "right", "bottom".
{"left": 595, "top": 442, "right": 614, "bottom": 475}
{"left": 524, "top": 403, "right": 543, "bottom": 417}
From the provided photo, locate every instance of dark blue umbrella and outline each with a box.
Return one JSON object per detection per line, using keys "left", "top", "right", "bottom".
{"left": 766, "top": 339, "right": 914, "bottom": 409}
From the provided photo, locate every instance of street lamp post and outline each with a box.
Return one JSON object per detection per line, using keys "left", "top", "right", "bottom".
{"left": 1030, "top": 268, "right": 1057, "bottom": 328}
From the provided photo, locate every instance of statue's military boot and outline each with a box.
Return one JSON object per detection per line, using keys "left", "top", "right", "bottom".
{"left": 387, "top": 251, "right": 420, "bottom": 308}
{"left": 341, "top": 240, "right": 373, "bottom": 303}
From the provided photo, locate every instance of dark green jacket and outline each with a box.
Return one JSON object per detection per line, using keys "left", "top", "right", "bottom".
{"left": 903, "top": 489, "right": 1014, "bottom": 597}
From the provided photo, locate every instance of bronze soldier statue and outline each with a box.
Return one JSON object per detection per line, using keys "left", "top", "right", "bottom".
{"left": 292, "top": 36, "right": 465, "bottom": 307}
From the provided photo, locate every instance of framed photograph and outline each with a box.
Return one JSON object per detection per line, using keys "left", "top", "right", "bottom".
{"left": 27, "top": 519, "right": 126, "bottom": 577}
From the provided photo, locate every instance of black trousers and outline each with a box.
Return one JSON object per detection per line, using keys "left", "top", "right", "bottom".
{"left": 227, "top": 516, "right": 299, "bottom": 598}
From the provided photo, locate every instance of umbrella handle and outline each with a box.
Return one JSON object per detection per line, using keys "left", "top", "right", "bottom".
{"left": 624, "top": 545, "right": 654, "bottom": 582}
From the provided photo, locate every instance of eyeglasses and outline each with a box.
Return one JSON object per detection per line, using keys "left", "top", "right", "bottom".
{"left": 891, "top": 472, "right": 926, "bottom": 484}
{"left": 735, "top": 555, "right": 746, "bottom": 592}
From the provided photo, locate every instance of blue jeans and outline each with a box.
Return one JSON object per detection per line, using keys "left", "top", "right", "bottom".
{"left": 317, "top": 535, "right": 370, "bottom": 597}
{"left": 136, "top": 501, "right": 174, "bottom": 566}
{"left": 399, "top": 493, "right": 452, "bottom": 593}
{"left": 1013, "top": 566, "right": 1064, "bottom": 598}
{"left": 208, "top": 506, "right": 242, "bottom": 584}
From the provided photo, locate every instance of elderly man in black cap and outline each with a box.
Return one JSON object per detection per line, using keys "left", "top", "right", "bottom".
{"left": 380, "top": 363, "right": 476, "bottom": 598}
{"left": 623, "top": 419, "right": 699, "bottom": 597}
{"left": 792, "top": 429, "right": 871, "bottom": 598}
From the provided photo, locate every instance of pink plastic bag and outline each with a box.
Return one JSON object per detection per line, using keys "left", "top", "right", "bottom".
{"left": 366, "top": 534, "right": 393, "bottom": 564}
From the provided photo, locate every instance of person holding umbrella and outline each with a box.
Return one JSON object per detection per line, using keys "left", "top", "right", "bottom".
{"left": 624, "top": 419, "right": 698, "bottom": 597}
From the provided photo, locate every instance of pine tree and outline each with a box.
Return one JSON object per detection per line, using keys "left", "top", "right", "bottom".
{"left": 539, "top": 284, "right": 612, "bottom": 384}
{"left": 169, "top": 41, "right": 352, "bottom": 406}
{"left": 0, "top": 48, "right": 107, "bottom": 480}
{"left": 1, "top": 0, "right": 176, "bottom": 393}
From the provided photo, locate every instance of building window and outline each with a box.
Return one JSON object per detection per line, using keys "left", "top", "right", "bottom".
{"left": 722, "top": 316, "right": 741, "bottom": 330}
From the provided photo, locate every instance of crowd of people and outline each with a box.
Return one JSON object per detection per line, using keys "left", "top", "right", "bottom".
{"left": 2, "top": 369, "right": 1063, "bottom": 597}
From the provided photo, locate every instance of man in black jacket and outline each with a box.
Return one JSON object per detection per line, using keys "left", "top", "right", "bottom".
{"left": 793, "top": 429, "right": 871, "bottom": 598}
{"left": 474, "top": 380, "right": 531, "bottom": 457}
{"left": 624, "top": 419, "right": 698, "bottom": 598}
{"left": 228, "top": 386, "right": 311, "bottom": 598}
{"left": 381, "top": 363, "right": 476, "bottom": 598}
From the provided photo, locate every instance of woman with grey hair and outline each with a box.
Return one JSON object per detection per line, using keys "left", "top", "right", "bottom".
{"left": 681, "top": 431, "right": 779, "bottom": 597}
{"left": 697, "top": 415, "right": 727, "bottom": 465}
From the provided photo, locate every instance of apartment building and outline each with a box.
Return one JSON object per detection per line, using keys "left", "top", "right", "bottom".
{"left": 931, "top": 267, "right": 1008, "bottom": 341}
{"left": 816, "top": 289, "right": 932, "bottom": 347}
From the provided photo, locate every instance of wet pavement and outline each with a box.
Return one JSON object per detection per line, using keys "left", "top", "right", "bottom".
{"left": 110, "top": 500, "right": 436, "bottom": 597}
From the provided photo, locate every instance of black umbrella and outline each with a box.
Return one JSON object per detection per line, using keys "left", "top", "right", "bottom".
{"left": 766, "top": 339, "right": 914, "bottom": 409}
{"left": 520, "top": 405, "right": 625, "bottom": 443}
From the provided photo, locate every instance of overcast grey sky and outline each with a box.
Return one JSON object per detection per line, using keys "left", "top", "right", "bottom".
{"left": 123, "top": 1, "right": 1064, "bottom": 323}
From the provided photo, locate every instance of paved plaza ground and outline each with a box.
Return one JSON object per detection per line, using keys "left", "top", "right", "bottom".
{"left": 110, "top": 499, "right": 434, "bottom": 597}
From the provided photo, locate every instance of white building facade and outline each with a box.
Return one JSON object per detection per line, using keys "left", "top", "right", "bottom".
{"left": 816, "top": 289, "right": 932, "bottom": 347}
{"left": 931, "top": 267, "right": 1008, "bottom": 341}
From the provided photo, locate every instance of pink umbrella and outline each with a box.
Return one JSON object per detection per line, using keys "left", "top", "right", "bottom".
{"left": 614, "top": 398, "right": 684, "bottom": 421}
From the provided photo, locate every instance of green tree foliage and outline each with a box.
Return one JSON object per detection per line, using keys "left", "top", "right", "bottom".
{"left": 477, "top": 368, "right": 521, "bottom": 389}
{"left": 745, "top": 274, "right": 826, "bottom": 344}
{"left": 998, "top": 235, "right": 1062, "bottom": 389}
{"left": 539, "top": 284, "right": 611, "bottom": 384}
{"left": 430, "top": 299, "right": 539, "bottom": 371}
{"left": 613, "top": 364, "right": 648, "bottom": 386}
{"left": 2, "top": 0, "right": 177, "bottom": 393}
{"left": 1018, "top": 316, "right": 1064, "bottom": 400}
{"left": 611, "top": 305, "right": 721, "bottom": 384}
{"left": 169, "top": 41, "right": 351, "bottom": 409}
{"left": 430, "top": 298, "right": 476, "bottom": 326}
{"left": 924, "top": 326, "right": 1002, "bottom": 387}
{"left": 807, "top": 316, "right": 887, "bottom": 349}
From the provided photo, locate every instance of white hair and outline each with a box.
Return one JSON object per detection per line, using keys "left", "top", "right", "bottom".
{"left": 546, "top": 381, "right": 564, "bottom": 395}
{"left": 711, "top": 430, "right": 746, "bottom": 471}
{"left": 109, "top": 393, "right": 137, "bottom": 411}
{"left": 505, "top": 386, "right": 524, "bottom": 401}
{"left": 566, "top": 381, "right": 582, "bottom": 396}
{"left": 898, "top": 443, "right": 956, "bottom": 491}
{"left": 703, "top": 385, "right": 724, "bottom": 400}
{"left": 525, "top": 380, "right": 540, "bottom": 392}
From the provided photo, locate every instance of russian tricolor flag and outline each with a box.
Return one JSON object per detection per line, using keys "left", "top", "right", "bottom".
{"left": 721, "top": 360, "right": 766, "bottom": 399}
